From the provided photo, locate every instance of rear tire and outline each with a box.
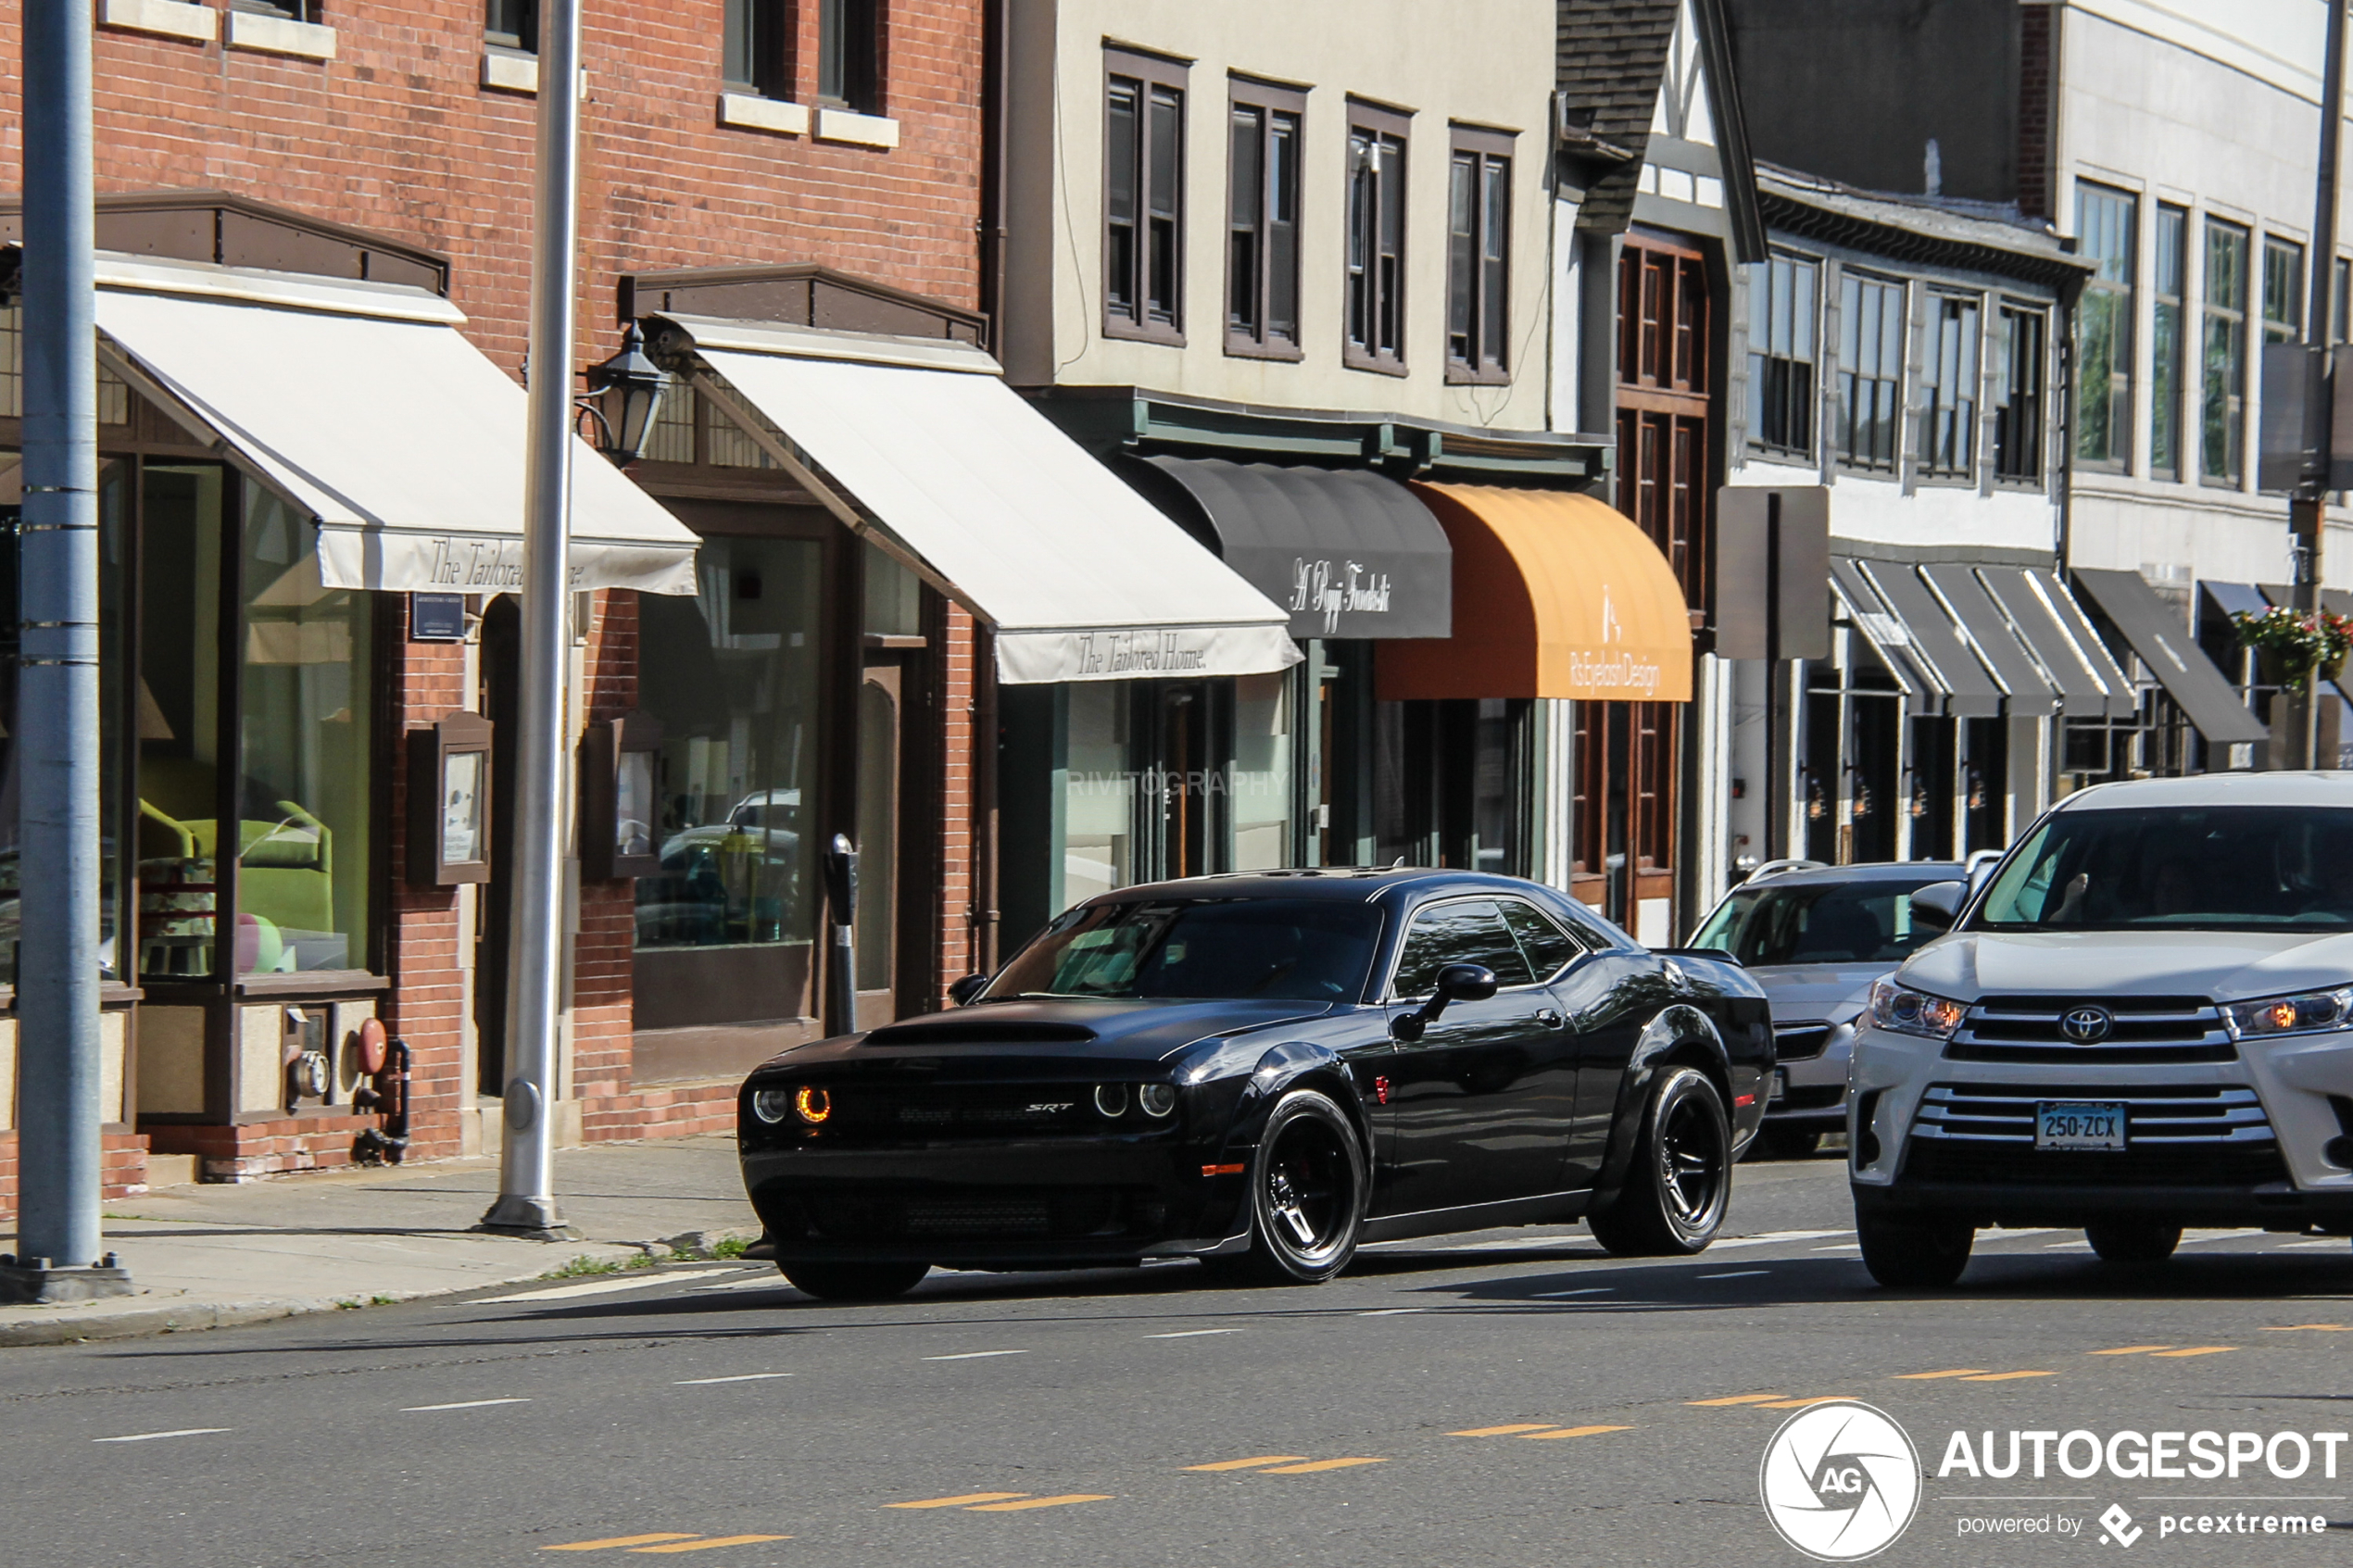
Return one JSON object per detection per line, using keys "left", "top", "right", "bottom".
{"left": 1857, "top": 1213, "right": 1973, "bottom": 1288}
{"left": 778, "top": 1261, "right": 930, "bottom": 1301}
{"left": 1226, "top": 1088, "right": 1365, "bottom": 1286}
{"left": 2085, "top": 1222, "right": 2181, "bottom": 1265}
{"left": 1588, "top": 1066, "right": 1732, "bottom": 1257}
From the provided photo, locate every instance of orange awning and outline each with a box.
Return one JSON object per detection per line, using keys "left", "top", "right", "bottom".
{"left": 1376, "top": 483, "right": 1692, "bottom": 703}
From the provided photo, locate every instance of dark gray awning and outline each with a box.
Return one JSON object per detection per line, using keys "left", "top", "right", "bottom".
{"left": 1977, "top": 566, "right": 2135, "bottom": 719}
{"left": 2073, "top": 568, "right": 2269, "bottom": 745}
{"left": 1126, "top": 456, "right": 1453, "bottom": 640}
{"left": 1828, "top": 558, "right": 1942, "bottom": 715}
{"left": 1920, "top": 563, "right": 2061, "bottom": 717}
{"left": 1853, "top": 559, "right": 2005, "bottom": 718}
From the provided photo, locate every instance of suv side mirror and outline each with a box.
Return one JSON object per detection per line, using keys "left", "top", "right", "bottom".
{"left": 947, "top": 973, "right": 991, "bottom": 1006}
{"left": 1909, "top": 881, "right": 1966, "bottom": 933}
{"left": 1391, "top": 962, "right": 1499, "bottom": 1041}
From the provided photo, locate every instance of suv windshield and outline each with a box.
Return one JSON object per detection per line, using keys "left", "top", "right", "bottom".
{"left": 1976, "top": 805, "right": 2353, "bottom": 931}
{"left": 987, "top": 898, "right": 1381, "bottom": 1002}
{"left": 1691, "top": 875, "right": 1948, "bottom": 965}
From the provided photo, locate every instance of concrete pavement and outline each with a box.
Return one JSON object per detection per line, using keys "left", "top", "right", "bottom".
{"left": 0, "top": 1135, "right": 759, "bottom": 1346}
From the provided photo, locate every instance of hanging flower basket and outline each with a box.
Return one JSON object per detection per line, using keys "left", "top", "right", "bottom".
{"left": 2234, "top": 606, "right": 2353, "bottom": 694}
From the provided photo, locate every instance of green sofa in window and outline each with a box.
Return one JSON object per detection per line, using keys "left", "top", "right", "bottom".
{"left": 139, "top": 797, "right": 333, "bottom": 944}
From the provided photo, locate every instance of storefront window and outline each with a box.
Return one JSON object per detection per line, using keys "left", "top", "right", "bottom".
{"left": 635, "top": 535, "right": 823, "bottom": 953}
{"left": 236, "top": 486, "right": 373, "bottom": 972}
{"left": 1064, "top": 683, "right": 1132, "bottom": 902}
{"left": 136, "top": 464, "right": 227, "bottom": 981}
{"left": 1230, "top": 671, "right": 1294, "bottom": 871}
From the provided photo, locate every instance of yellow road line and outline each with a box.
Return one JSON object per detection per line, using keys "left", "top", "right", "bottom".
{"left": 1687, "top": 1393, "right": 1788, "bottom": 1406}
{"left": 2149, "top": 1346, "right": 2233, "bottom": 1358}
{"left": 1892, "top": 1370, "right": 1990, "bottom": 1380}
{"left": 963, "top": 1495, "right": 1114, "bottom": 1512}
{"left": 1959, "top": 1371, "right": 2057, "bottom": 1381}
{"left": 1518, "top": 1424, "right": 1632, "bottom": 1439}
{"left": 543, "top": 1538, "right": 700, "bottom": 1552}
{"left": 2264, "top": 1323, "right": 2353, "bottom": 1332}
{"left": 1757, "top": 1397, "right": 1860, "bottom": 1409}
{"left": 629, "top": 1538, "right": 790, "bottom": 1555}
{"left": 887, "top": 1493, "right": 1030, "bottom": 1509}
{"left": 1449, "top": 1424, "right": 1559, "bottom": 1436}
{"left": 1258, "top": 1458, "right": 1388, "bottom": 1474}
{"left": 2089, "top": 1345, "right": 2171, "bottom": 1355}
{"left": 1183, "top": 1455, "right": 1309, "bottom": 1471}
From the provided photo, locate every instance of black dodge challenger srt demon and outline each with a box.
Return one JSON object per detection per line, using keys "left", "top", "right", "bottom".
{"left": 737, "top": 869, "right": 1773, "bottom": 1299}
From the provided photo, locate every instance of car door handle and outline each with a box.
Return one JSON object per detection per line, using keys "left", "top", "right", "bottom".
{"left": 1536, "top": 1009, "right": 1565, "bottom": 1030}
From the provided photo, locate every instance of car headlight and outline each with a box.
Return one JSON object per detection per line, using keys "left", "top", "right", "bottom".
{"left": 750, "top": 1087, "right": 791, "bottom": 1124}
{"left": 1138, "top": 1083, "right": 1177, "bottom": 1118}
{"left": 1867, "top": 978, "right": 1968, "bottom": 1041}
{"left": 793, "top": 1086, "right": 832, "bottom": 1124}
{"left": 1093, "top": 1084, "right": 1130, "bottom": 1117}
{"left": 2223, "top": 987, "right": 2353, "bottom": 1040}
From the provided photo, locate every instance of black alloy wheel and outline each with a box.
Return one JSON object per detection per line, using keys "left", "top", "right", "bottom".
{"left": 1587, "top": 1065, "right": 1732, "bottom": 1257}
{"left": 1220, "top": 1089, "right": 1365, "bottom": 1286}
{"left": 778, "top": 1261, "right": 931, "bottom": 1301}
{"left": 2085, "top": 1222, "right": 2183, "bottom": 1265}
{"left": 1856, "top": 1213, "right": 1975, "bottom": 1288}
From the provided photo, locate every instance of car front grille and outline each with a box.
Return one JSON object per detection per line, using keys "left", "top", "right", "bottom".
{"left": 1944, "top": 996, "right": 2235, "bottom": 1064}
{"left": 1903, "top": 1082, "right": 2287, "bottom": 1188}
{"left": 818, "top": 1085, "right": 1109, "bottom": 1144}
{"left": 797, "top": 1186, "right": 1164, "bottom": 1242}
{"left": 1774, "top": 1023, "right": 1833, "bottom": 1061}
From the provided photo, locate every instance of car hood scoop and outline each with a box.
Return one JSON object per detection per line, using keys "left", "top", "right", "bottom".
{"left": 787, "top": 997, "right": 1338, "bottom": 1067}
{"left": 862, "top": 1018, "right": 1101, "bottom": 1047}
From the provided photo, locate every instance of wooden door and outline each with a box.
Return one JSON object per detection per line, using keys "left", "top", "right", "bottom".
{"left": 851, "top": 659, "right": 904, "bottom": 1029}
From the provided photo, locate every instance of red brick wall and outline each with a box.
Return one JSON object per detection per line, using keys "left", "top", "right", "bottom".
{"left": 0, "top": 1131, "right": 155, "bottom": 1217}
{"left": 2018, "top": 3, "right": 2054, "bottom": 222}
{"left": 934, "top": 603, "right": 977, "bottom": 1008}
{"left": 385, "top": 599, "right": 472, "bottom": 1161}
{"left": 573, "top": 589, "right": 637, "bottom": 1099}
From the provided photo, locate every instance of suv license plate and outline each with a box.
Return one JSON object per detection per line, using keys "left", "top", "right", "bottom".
{"left": 2036, "top": 1101, "right": 2127, "bottom": 1151}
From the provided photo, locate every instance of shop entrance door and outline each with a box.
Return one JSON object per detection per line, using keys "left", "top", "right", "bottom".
{"left": 1152, "top": 684, "right": 1211, "bottom": 879}
{"left": 474, "top": 596, "right": 521, "bottom": 1096}
{"left": 852, "top": 656, "right": 908, "bottom": 1030}
{"left": 1572, "top": 700, "right": 1678, "bottom": 943}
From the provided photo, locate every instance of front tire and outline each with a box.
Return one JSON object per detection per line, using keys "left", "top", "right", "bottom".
{"left": 779, "top": 1261, "right": 930, "bottom": 1301}
{"left": 1588, "top": 1065, "right": 1731, "bottom": 1257}
{"left": 2086, "top": 1222, "right": 2181, "bottom": 1265}
{"left": 1223, "top": 1088, "right": 1365, "bottom": 1286}
{"left": 1857, "top": 1213, "right": 1973, "bottom": 1288}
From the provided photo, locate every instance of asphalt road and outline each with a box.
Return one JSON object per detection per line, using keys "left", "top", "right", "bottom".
{"left": 5, "top": 1154, "right": 2351, "bottom": 1568}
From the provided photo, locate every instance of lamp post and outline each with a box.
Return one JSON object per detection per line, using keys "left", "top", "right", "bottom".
{"left": 584, "top": 321, "right": 671, "bottom": 466}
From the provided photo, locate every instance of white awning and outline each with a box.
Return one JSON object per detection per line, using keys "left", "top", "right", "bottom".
{"left": 88, "top": 253, "right": 699, "bottom": 595}
{"left": 655, "top": 315, "right": 1300, "bottom": 684}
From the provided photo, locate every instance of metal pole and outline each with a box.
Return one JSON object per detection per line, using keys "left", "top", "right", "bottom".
{"left": 11, "top": 0, "right": 109, "bottom": 1280}
{"left": 483, "top": 0, "right": 581, "bottom": 1236}
{"left": 2289, "top": 0, "right": 2347, "bottom": 769}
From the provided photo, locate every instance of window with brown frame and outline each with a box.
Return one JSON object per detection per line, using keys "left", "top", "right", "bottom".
{"left": 818, "top": 0, "right": 882, "bottom": 112}
{"left": 1227, "top": 78, "right": 1305, "bottom": 358}
{"left": 723, "top": 0, "right": 789, "bottom": 98}
{"left": 1446, "top": 126, "right": 1513, "bottom": 383}
{"left": 1345, "top": 100, "right": 1410, "bottom": 374}
{"left": 1105, "top": 49, "right": 1189, "bottom": 344}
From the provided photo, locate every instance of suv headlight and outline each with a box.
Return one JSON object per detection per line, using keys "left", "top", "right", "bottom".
{"left": 1867, "top": 978, "right": 1968, "bottom": 1041}
{"left": 2223, "top": 987, "right": 2353, "bottom": 1040}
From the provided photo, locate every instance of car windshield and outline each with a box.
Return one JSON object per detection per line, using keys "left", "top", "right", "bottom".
{"left": 1689, "top": 875, "right": 1947, "bottom": 965}
{"left": 1975, "top": 806, "right": 2353, "bottom": 931}
{"left": 986, "top": 898, "right": 1381, "bottom": 1002}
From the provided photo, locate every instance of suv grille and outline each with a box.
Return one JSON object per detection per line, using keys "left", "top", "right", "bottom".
{"left": 1944, "top": 996, "right": 2235, "bottom": 1064}
{"left": 1904, "top": 1082, "right": 2287, "bottom": 1187}
{"left": 1774, "top": 1023, "right": 1833, "bottom": 1061}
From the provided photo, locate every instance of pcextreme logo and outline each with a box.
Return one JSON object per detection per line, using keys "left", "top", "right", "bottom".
{"left": 1759, "top": 1400, "right": 1923, "bottom": 1562}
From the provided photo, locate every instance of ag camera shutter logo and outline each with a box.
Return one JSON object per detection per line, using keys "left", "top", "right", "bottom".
{"left": 1758, "top": 1400, "right": 1922, "bottom": 1561}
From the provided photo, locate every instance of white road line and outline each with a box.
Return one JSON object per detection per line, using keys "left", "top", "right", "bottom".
{"left": 475, "top": 1274, "right": 677, "bottom": 1304}
{"left": 401, "top": 1399, "right": 531, "bottom": 1412}
{"left": 1812, "top": 1244, "right": 1864, "bottom": 1252}
{"left": 691, "top": 1274, "right": 792, "bottom": 1292}
{"left": 922, "top": 1350, "right": 1027, "bottom": 1361}
{"left": 1145, "top": 1328, "right": 1241, "bottom": 1338}
{"left": 2277, "top": 1239, "right": 2351, "bottom": 1249}
{"left": 1700, "top": 1230, "right": 1856, "bottom": 1251}
{"left": 93, "top": 1428, "right": 230, "bottom": 1444}
{"left": 1697, "top": 1271, "right": 1768, "bottom": 1281}
{"left": 1359, "top": 1307, "right": 1426, "bottom": 1316}
{"left": 1975, "top": 1229, "right": 2061, "bottom": 1242}
{"left": 674, "top": 1373, "right": 795, "bottom": 1385}
{"left": 1534, "top": 1286, "right": 1613, "bottom": 1298}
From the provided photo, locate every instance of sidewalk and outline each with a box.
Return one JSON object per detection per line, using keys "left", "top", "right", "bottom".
{"left": 0, "top": 1135, "right": 761, "bottom": 1348}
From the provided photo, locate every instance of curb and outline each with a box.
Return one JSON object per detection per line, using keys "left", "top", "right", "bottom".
{"left": 0, "top": 1226, "right": 763, "bottom": 1348}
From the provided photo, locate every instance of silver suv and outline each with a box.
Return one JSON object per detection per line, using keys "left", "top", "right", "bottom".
{"left": 1850, "top": 773, "right": 2353, "bottom": 1286}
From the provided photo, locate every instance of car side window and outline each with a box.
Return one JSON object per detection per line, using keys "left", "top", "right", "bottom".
{"left": 1497, "top": 898, "right": 1581, "bottom": 980}
{"left": 1390, "top": 899, "right": 1535, "bottom": 997}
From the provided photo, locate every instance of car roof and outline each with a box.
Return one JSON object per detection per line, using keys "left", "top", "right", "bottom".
{"left": 1745, "top": 860, "right": 1966, "bottom": 888}
{"left": 1087, "top": 868, "right": 1556, "bottom": 905}
{"left": 2051, "top": 772, "right": 2353, "bottom": 811}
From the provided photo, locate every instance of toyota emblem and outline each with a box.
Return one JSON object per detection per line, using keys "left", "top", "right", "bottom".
{"left": 2059, "top": 1005, "right": 2114, "bottom": 1043}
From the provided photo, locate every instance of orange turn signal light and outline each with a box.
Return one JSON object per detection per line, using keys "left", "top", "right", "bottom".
{"left": 794, "top": 1086, "right": 832, "bottom": 1125}
{"left": 1202, "top": 1162, "right": 1246, "bottom": 1176}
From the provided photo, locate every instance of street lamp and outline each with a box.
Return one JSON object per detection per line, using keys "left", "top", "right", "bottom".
{"left": 581, "top": 320, "right": 671, "bottom": 466}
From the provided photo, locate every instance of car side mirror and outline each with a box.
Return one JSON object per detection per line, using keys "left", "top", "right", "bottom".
{"left": 947, "top": 973, "right": 991, "bottom": 1006}
{"left": 1391, "top": 962, "right": 1499, "bottom": 1041}
{"left": 1909, "top": 881, "right": 1966, "bottom": 933}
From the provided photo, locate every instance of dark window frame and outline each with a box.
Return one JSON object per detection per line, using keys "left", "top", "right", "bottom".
{"left": 1836, "top": 270, "right": 1905, "bottom": 472}
{"left": 1993, "top": 302, "right": 2047, "bottom": 485}
{"left": 722, "top": 0, "right": 791, "bottom": 100}
{"left": 1920, "top": 291, "right": 1982, "bottom": 482}
{"left": 484, "top": 0, "right": 535, "bottom": 51}
{"left": 2202, "top": 215, "right": 2250, "bottom": 487}
{"left": 1104, "top": 46, "right": 1189, "bottom": 345}
{"left": 817, "top": 0, "right": 883, "bottom": 114}
{"left": 1344, "top": 97, "right": 1412, "bottom": 377}
{"left": 2074, "top": 182, "right": 2136, "bottom": 471}
{"left": 1225, "top": 75, "right": 1307, "bottom": 361}
{"left": 1444, "top": 123, "right": 1515, "bottom": 384}
{"left": 2151, "top": 204, "right": 2188, "bottom": 480}
{"left": 1746, "top": 250, "right": 1818, "bottom": 458}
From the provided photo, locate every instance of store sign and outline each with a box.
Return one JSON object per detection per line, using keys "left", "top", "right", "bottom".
{"left": 994, "top": 623, "right": 1303, "bottom": 685}
{"left": 1287, "top": 557, "right": 1396, "bottom": 636}
{"left": 1228, "top": 543, "right": 1447, "bottom": 641}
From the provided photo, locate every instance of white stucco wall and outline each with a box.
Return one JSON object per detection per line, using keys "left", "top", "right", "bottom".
{"left": 1003, "top": 0, "right": 1556, "bottom": 431}
{"left": 1728, "top": 455, "right": 2062, "bottom": 557}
